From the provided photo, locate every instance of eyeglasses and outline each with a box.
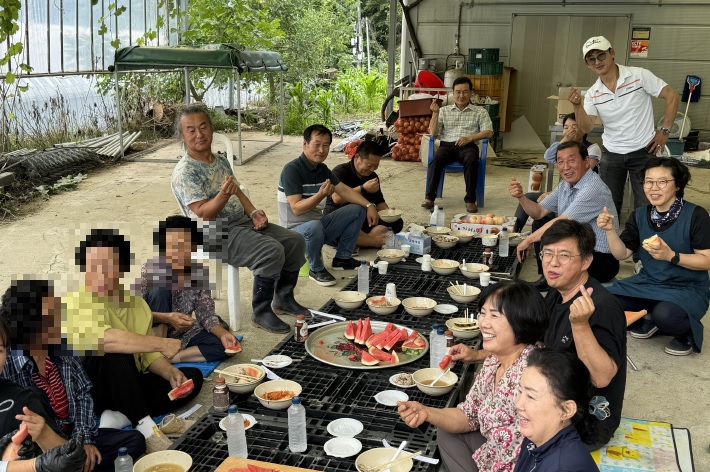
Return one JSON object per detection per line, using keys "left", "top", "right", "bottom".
{"left": 642, "top": 179, "right": 674, "bottom": 189}
{"left": 585, "top": 52, "right": 608, "bottom": 65}
{"left": 539, "top": 250, "right": 582, "bottom": 265}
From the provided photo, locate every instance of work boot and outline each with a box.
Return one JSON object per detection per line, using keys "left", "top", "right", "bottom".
{"left": 272, "top": 270, "right": 310, "bottom": 316}
{"left": 252, "top": 276, "right": 290, "bottom": 333}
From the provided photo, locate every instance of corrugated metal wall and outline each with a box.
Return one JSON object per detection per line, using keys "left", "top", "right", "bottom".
{"left": 410, "top": 0, "right": 710, "bottom": 143}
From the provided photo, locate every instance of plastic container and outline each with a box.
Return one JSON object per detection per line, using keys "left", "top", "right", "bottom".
{"left": 469, "top": 48, "right": 499, "bottom": 62}
{"left": 226, "top": 405, "right": 248, "bottom": 458}
{"left": 429, "top": 206, "right": 439, "bottom": 226}
{"left": 213, "top": 377, "right": 229, "bottom": 413}
{"left": 499, "top": 227, "right": 509, "bottom": 257}
{"left": 385, "top": 228, "right": 395, "bottom": 249}
{"left": 114, "top": 447, "right": 133, "bottom": 472}
{"left": 357, "top": 262, "right": 369, "bottom": 295}
{"left": 436, "top": 206, "right": 445, "bottom": 227}
{"left": 295, "top": 315, "right": 308, "bottom": 342}
{"left": 288, "top": 396, "right": 307, "bottom": 453}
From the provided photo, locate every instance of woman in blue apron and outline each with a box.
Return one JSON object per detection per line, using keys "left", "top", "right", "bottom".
{"left": 597, "top": 157, "right": 710, "bottom": 356}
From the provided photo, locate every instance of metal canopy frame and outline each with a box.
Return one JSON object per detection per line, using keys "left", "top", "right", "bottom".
{"left": 111, "top": 45, "right": 287, "bottom": 165}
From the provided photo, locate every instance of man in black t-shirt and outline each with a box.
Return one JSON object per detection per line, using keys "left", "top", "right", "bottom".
{"left": 324, "top": 141, "right": 404, "bottom": 248}
{"left": 539, "top": 220, "right": 627, "bottom": 450}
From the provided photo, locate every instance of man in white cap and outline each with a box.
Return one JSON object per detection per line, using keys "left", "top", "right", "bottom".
{"left": 569, "top": 36, "right": 679, "bottom": 215}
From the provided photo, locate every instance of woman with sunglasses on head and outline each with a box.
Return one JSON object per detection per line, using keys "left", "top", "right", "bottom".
{"left": 598, "top": 157, "right": 710, "bottom": 356}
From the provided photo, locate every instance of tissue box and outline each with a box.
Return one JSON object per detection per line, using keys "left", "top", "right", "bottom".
{"left": 395, "top": 232, "right": 431, "bottom": 255}
{"left": 528, "top": 165, "right": 546, "bottom": 192}
{"left": 450, "top": 214, "right": 516, "bottom": 234}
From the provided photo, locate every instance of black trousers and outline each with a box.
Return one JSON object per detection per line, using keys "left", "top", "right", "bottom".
{"left": 425, "top": 141, "right": 479, "bottom": 203}
{"left": 361, "top": 217, "right": 404, "bottom": 235}
{"left": 83, "top": 353, "right": 203, "bottom": 426}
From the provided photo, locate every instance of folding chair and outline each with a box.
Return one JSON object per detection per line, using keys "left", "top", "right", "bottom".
{"left": 625, "top": 309, "right": 648, "bottom": 371}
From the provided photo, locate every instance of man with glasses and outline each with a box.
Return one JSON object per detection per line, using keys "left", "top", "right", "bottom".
{"left": 324, "top": 141, "right": 403, "bottom": 248}
{"left": 422, "top": 76, "right": 493, "bottom": 213}
{"left": 569, "top": 36, "right": 679, "bottom": 215}
{"left": 509, "top": 141, "right": 619, "bottom": 289}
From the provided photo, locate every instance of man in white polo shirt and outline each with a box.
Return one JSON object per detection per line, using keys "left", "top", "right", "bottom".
{"left": 569, "top": 36, "right": 679, "bottom": 215}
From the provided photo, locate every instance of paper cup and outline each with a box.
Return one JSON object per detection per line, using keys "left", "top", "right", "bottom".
{"left": 385, "top": 283, "right": 397, "bottom": 298}
{"left": 378, "top": 261, "right": 389, "bottom": 275}
{"left": 401, "top": 244, "right": 411, "bottom": 257}
{"left": 480, "top": 272, "right": 491, "bottom": 286}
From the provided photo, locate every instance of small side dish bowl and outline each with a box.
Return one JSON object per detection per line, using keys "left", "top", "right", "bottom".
{"left": 445, "top": 317, "right": 481, "bottom": 339}
{"left": 377, "top": 249, "right": 405, "bottom": 264}
{"left": 366, "top": 296, "right": 401, "bottom": 315}
{"left": 460, "top": 263, "right": 489, "bottom": 279}
{"left": 450, "top": 229, "right": 474, "bottom": 243}
{"left": 332, "top": 291, "right": 367, "bottom": 309}
{"left": 446, "top": 285, "right": 481, "bottom": 304}
{"left": 401, "top": 297, "right": 437, "bottom": 317}
{"left": 430, "top": 259, "right": 460, "bottom": 275}
{"left": 412, "top": 368, "right": 459, "bottom": 396}
{"left": 432, "top": 235, "right": 459, "bottom": 249}
{"left": 254, "top": 379, "right": 303, "bottom": 410}
{"left": 378, "top": 209, "right": 403, "bottom": 223}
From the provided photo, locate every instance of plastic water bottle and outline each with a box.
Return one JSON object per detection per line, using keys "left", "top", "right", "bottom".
{"left": 226, "top": 404, "right": 248, "bottom": 458}
{"left": 429, "top": 205, "right": 439, "bottom": 226}
{"left": 114, "top": 447, "right": 133, "bottom": 472}
{"left": 358, "top": 262, "right": 369, "bottom": 294}
{"left": 288, "top": 396, "right": 308, "bottom": 453}
{"left": 436, "top": 206, "right": 445, "bottom": 227}
{"left": 499, "top": 227, "right": 510, "bottom": 257}
{"left": 429, "top": 324, "right": 440, "bottom": 368}
{"left": 431, "top": 327, "right": 447, "bottom": 368}
{"left": 385, "top": 228, "right": 395, "bottom": 249}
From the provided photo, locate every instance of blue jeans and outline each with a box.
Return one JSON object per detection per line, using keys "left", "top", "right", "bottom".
{"left": 291, "top": 205, "right": 365, "bottom": 271}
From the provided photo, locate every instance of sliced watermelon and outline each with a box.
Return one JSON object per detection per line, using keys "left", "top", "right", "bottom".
{"left": 384, "top": 322, "right": 397, "bottom": 332}
{"left": 397, "top": 329, "right": 410, "bottom": 344}
{"left": 366, "top": 331, "right": 386, "bottom": 349}
{"left": 402, "top": 340, "right": 426, "bottom": 355}
{"left": 361, "top": 351, "right": 379, "bottom": 366}
{"left": 344, "top": 320, "right": 356, "bottom": 340}
{"left": 412, "top": 336, "right": 427, "bottom": 348}
{"left": 390, "top": 351, "right": 400, "bottom": 364}
{"left": 360, "top": 317, "right": 373, "bottom": 345}
{"left": 368, "top": 346, "right": 393, "bottom": 362}
{"left": 375, "top": 331, "right": 389, "bottom": 350}
{"left": 383, "top": 328, "right": 404, "bottom": 351}
{"left": 354, "top": 319, "right": 364, "bottom": 344}
{"left": 167, "top": 378, "right": 195, "bottom": 401}
{"left": 406, "top": 330, "right": 419, "bottom": 342}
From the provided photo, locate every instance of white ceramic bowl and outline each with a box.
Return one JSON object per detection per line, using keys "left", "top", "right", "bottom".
{"left": 425, "top": 226, "right": 451, "bottom": 236}
{"left": 133, "top": 450, "right": 192, "bottom": 472}
{"left": 254, "top": 379, "right": 303, "bottom": 410}
{"left": 412, "top": 368, "right": 459, "bottom": 396}
{"left": 446, "top": 285, "right": 481, "bottom": 304}
{"left": 481, "top": 234, "right": 498, "bottom": 247}
{"left": 430, "top": 259, "right": 460, "bottom": 275}
{"left": 432, "top": 235, "right": 459, "bottom": 249}
{"left": 356, "top": 447, "right": 414, "bottom": 472}
{"left": 366, "top": 296, "right": 401, "bottom": 315}
{"left": 377, "top": 249, "right": 405, "bottom": 264}
{"left": 218, "top": 363, "right": 265, "bottom": 394}
{"left": 460, "top": 263, "right": 489, "bottom": 279}
{"left": 378, "top": 209, "right": 403, "bottom": 223}
{"left": 402, "top": 297, "right": 437, "bottom": 317}
{"left": 445, "top": 317, "right": 481, "bottom": 340}
{"left": 332, "top": 291, "right": 367, "bottom": 309}
{"left": 450, "top": 229, "right": 474, "bottom": 243}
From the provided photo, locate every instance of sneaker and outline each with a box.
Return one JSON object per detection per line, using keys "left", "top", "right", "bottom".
{"left": 665, "top": 338, "right": 692, "bottom": 356}
{"left": 629, "top": 320, "right": 659, "bottom": 339}
{"left": 309, "top": 269, "right": 336, "bottom": 286}
{"left": 331, "top": 257, "right": 361, "bottom": 270}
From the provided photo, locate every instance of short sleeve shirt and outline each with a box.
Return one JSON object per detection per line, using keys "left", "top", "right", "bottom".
{"left": 277, "top": 154, "right": 340, "bottom": 228}
{"left": 584, "top": 64, "right": 667, "bottom": 154}
{"left": 171, "top": 152, "right": 245, "bottom": 221}
{"left": 437, "top": 104, "right": 493, "bottom": 143}
{"left": 324, "top": 160, "right": 385, "bottom": 215}
{"left": 540, "top": 169, "right": 618, "bottom": 253}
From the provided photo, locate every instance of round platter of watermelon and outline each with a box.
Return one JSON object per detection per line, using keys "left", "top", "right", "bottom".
{"left": 304, "top": 319, "right": 429, "bottom": 370}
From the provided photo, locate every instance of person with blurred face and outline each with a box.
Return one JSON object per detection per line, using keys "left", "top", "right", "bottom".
{"left": 424, "top": 76, "right": 494, "bottom": 213}
{"left": 570, "top": 35, "right": 679, "bottom": 215}
{"left": 63, "top": 229, "right": 203, "bottom": 429}
{"left": 600, "top": 157, "right": 710, "bottom": 356}
{"left": 0, "top": 280, "right": 145, "bottom": 471}
{"left": 172, "top": 104, "right": 308, "bottom": 334}
{"left": 141, "top": 215, "right": 240, "bottom": 363}
{"left": 513, "top": 349, "right": 598, "bottom": 472}
{"left": 510, "top": 141, "right": 619, "bottom": 288}
{"left": 397, "top": 282, "right": 548, "bottom": 472}
{"left": 278, "top": 124, "right": 378, "bottom": 287}
{"left": 324, "top": 141, "right": 403, "bottom": 248}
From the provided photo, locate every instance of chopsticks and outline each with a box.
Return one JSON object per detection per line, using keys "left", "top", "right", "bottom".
{"left": 449, "top": 282, "right": 463, "bottom": 295}
{"left": 370, "top": 450, "right": 424, "bottom": 472}
{"left": 214, "top": 369, "right": 260, "bottom": 382}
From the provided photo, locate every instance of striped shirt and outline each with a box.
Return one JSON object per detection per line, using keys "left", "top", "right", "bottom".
{"left": 277, "top": 153, "right": 341, "bottom": 229}
{"left": 540, "top": 169, "right": 618, "bottom": 254}
{"left": 436, "top": 104, "right": 493, "bottom": 143}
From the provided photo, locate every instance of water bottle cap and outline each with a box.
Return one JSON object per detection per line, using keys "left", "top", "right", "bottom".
{"left": 360, "top": 261, "right": 366, "bottom": 266}
{"left": 292, "top": 396, "right": 301, "bottom": 404}
{"left": 432, "top": 324, "right": 439, "bottom": 330}
{"left": 118, "top": 447, "right": 128, "bottom": 455}
{"left": 501, "top": 227, "right": 508, "bottom": 232}
{"left": 437, "top": 327, "right": 445, "bottom": 335}
{"left": 228, "top": 404, "right": 238, "bottom": 413}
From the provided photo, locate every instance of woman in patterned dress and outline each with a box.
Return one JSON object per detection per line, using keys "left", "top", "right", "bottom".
{"left": 397, "top": 281, "right": 548, "bottom": 472}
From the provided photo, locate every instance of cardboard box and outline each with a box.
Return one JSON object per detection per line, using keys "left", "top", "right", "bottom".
{"left": 398, "top": 98, "right": 442, "bottom": 117}
{"left": 528, "top": 164, "right": 547, "bottom": 193}
{"left": 547, "top": 87, "right": 603, "bottom": 126}
{"left": 450, "top": 214, "right": 516, "bottom": 235}
{"left": 395, "top": 232, "right": 431, "bottom": 255}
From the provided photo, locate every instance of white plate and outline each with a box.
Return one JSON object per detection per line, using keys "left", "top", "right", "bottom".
{"left": 374, "top": 390, "right": 409, "bottom": 406}
{"left": 327, "top": 418, "right": 364, "bottom": 437}
{"left": 434, "top": 304, "right": 458, "bottom": 315}
{"left": 324, "top": 437, "right": 362, "bottom": 458}
{"left": 219, "top": 413, "right": 256, "bottom": 432}
{"left": 262, "top": 355, "right": 292, "bottom": 368}
{"left": 389, "top": 373, "right": 416, "bottom": 389}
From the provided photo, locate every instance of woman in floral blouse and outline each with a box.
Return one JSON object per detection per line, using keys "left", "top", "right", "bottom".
{"left": 141, "top": 216, "right": 240, "bottom": 363}
{"left": 397, "top": 281, "right": 548, "bottom": 472}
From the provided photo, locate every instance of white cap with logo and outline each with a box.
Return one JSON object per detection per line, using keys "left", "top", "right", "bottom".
{"left": 582, "top": 36, "right": 612, "bottom": 58}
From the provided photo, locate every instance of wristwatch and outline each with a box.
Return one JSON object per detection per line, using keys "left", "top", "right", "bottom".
{"left": 365, "top": 203, "right": 376, "bottom": 210}
{"left": 660, "top": 127, "right": 671, "bottom": 136}
{"left": 670, "top": 251, "right": 680, "bottom": 265}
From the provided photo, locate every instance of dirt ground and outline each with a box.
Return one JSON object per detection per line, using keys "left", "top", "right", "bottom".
{"left": 1, "top": 131, "right": 708, "bottom": 469}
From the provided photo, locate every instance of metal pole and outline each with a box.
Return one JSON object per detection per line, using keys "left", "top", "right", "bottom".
{"left": 183, "top": 67, "right": 190, "bottom": 104}
{"left": 115, "top": 69, "right": 124, "bottom": 159}
{"left": 365, "top": 17, "right": 371, "bottom": 74}
{"left": 236, "top": 73, "right": 242, "bottom": 165}
{"left": 356, "top": 0, "right": 362, "bottom": 69}
{"left": 386, "top": 0, "right": 397, "bottom": 115}
{"left": 228, "top": 73, "right": 234, "bottom": 109}
{"left": 279, "top": 71, "right": 284, "bottom": 143}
